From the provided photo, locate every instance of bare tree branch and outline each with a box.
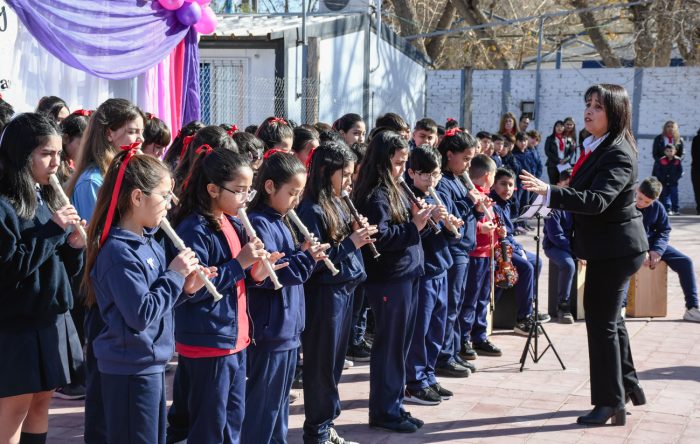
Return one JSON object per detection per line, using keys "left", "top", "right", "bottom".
{"left": 452, "top": 0, "right": 513, "bottom": 69}
{"left": 425, "top": 0, "right": 458, "bottom": 65}
{"left": 570, "top": 0, "right": 623, "bottom": 68}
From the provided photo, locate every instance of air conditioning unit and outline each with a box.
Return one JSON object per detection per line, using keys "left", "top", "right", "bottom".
{"left": 318, "top": 0, "right": 372, "bottom": 13}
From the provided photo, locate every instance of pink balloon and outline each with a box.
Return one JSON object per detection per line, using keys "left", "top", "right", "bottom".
{"left": 158, "top": 0, "right": 185, "bottom": 10}
{"left": 193, "top": 6, "right": 217, "bottom": 35}
{"left": 194, "top": 0, "right": 211, "bottom": 5}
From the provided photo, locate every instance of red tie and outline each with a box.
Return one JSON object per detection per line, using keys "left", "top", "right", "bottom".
{"left": 571, "top": 150, "right": 592, "bottom": 179}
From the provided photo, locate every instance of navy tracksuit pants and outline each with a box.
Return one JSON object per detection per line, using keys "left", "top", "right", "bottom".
{"left": 178, "top": 352, "right": 247, "bottom": 443}
{"left": 406, "top": 271, "right": 448, "bottom": 391}
{"left": 509, "top": 250, "right": 542, "bottom": 320}
{"left": 545, "top": 246, "right": 576, "bottom": 306}
{"left": 436, "top": 261, "right": 469, "bottom": 366}
{"left": 101, "top": 372, "right": 166, "bottom": 444}
{"left": 366, "top": 277, "right": 419, "bottom": 423}
{"left": 348, "top": 284, "right": 369, "bottom": 347}
{"left": 460, "top": 257, "right": 491, "bottom": 344}
{"left": 83, "top": 306, "right": 106, "bottom": 444}
{"left": 302, "top": 281, "right": 358, "bottom": 443}
{"left": 241, "top": 347, "right": 297, "bottom": 444}
{"left": 166, "top": 355, "right": 189, "bottom": 442}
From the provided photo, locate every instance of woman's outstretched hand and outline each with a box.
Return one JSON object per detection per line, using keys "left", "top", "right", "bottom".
{"left": 519, "top": 170, "right": 549, "bottom": 196}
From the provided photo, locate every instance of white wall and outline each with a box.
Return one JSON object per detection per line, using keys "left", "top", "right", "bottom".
{"left": 318, "top": 30, "right": 366, "bottom": 124}
{"left": 426, "top": 67, "right": 700, "bottom": 210}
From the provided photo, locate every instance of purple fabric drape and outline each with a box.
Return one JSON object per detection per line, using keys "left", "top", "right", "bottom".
{"left": 181, "top": 28, "right": 200, "bottom": 126}
{"left": 7, "top": 0, "right": 189, "bottom": 80}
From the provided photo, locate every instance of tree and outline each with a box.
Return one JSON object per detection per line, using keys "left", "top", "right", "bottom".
{"left": 570, "top": 0, "right": 622, "bottom": 67}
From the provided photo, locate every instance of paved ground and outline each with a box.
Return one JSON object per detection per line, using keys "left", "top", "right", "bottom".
{"left": 47, "top": 214, "right": 700, "bottom": 443}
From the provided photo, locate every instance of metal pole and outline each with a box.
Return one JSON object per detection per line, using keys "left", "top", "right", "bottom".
{"left": 301, "top": 0, "right": 308, "bottom": 122}
{"left": 534, "top": 17, "right": 544, "bottom": 132}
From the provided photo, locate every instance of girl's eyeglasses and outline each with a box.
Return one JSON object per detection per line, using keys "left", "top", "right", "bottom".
{"left": 145, "top": 190, "right": 175, "bottom": 206}
{"left": 219, "top": 185, "right": 257, "bottom": 202}
{"left": 416, "top": 171, "right": 442, "bottom": 181}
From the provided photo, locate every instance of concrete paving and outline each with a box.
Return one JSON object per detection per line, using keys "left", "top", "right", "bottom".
{"left": 46, "top": 215, "right": 700, "bottom": 443}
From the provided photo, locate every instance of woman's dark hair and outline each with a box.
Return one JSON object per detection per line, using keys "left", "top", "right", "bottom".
{"left": 143, "top": 113, "right": 172, "bottom": 148}
{"left": 248, "top": 152, "right": 306, "bottom": 213}
{"left": 36, "top": 96, "right": 69, "bottom": 123}
{"left": 352, "top": 131, "right": 408, "bottom": 223}
{"left": 304, "top": 142, "right": 356, "bottom": 243}
{"left": 67, "top": 98, "right": 144, "bottom": 195}
{"left": 162, "top": 120, "right": 205, "bottom": 169}
{"left": 173, "top": 148, "right": 250, "bottom": 230}
{"left": 350, "top": 142, "right": 367, "bottom": 165}
{"left": 408, "top": 145, "right": 441, "bottom": 173}
{"left": 584, "top": 84, "right": 636, "bottom": 151}
{"left": 245, "top": 124, "right": 258, "bottom": 134}
{"left": 174, "top": 125, "right": 239, "bottom": 194}
{"left": 332, "top": 113, "right": 363, "bottom": 132}
{"left": 437, "top": 131, "right": 478, "bottom": 169}
{"left": 375, "top": 113, "right": 409, "bottom": 133}
{"left": 232, "top": 131, "right": 264, "bottom": 165}
{"left": 256, "top": 117, "right": 294, "bottom": 150}
{"left": 0, "top": 97, "right": 14, "bottom": 132}
{"left": 551, "top": 120, "right": 565, "bottom": 136}
{"left": 292, "top": 125, "right": 320, "bottom": 154}
{"left": 82, "top": 150, "right": 170, "bottom": 307}
{"left": 0, "top": 113, "right": 63, "bottom": 219}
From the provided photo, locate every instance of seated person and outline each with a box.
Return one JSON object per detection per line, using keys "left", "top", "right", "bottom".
{"left": 634, "top": 177, "right": 699, "bottom": 322}
{"left": 489, "top": 168, "right": 551, "bottom": 335}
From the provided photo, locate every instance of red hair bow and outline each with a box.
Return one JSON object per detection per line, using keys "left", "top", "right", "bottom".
{"left": 179, "top": 135, "right": 195, "bottom": 161}
{"left": 305, "top": 147, "right": 317, "bottom": 170}
{"left": 100, "top": 144, "right": 141, "bottom": 247}
{"left": 73, "top": 109, "right": 93, "bottom": 117}
{"left": 445, "top": 128, "right": 462, "bottom": 137}
{"left": 227, "top": 125, "right": 239, "bottom": 136}
{"left": 447, "top": 118, "right": 457, "bottom": 123}
{"left": 195, "top": 144, "right": 214, "bottom": 156}
{"left": 263, "top": 148, "right": 288, "bottom": 160}
{"left": 269, "top": 117, "right": 288, "bottom": 126}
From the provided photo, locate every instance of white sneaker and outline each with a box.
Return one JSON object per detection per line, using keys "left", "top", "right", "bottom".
{"left": 325, "top": 427, "right": 359, "bottom": 444}
{"left": 343, "top": 359, "right": 353, "bottom": 369}
{"left": 683, "top": 307, "right": 700, "bottom": 323}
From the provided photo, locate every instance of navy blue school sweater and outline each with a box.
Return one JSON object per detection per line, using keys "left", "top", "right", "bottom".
{"left": 247, "top": 204, "right": 316, "bottom": 352}
{"left": 543, "top": 209, "right": 574, "bottom": 254}
{"left": 492, "top": 154, "right": 503, "bottom": 168}
{"left": 410, "top": 184, "right": 459, "bottom": 278}
{"left": 490, "top": 192, "right": 525, "bottom": 257}
{"left": 502, "top": 152, "right": 522, "bottom": 178}
{"left": 526, "top": 147, "right": 544, "bottom": 178}
{"left": 0, "top": 197, "right": 83, "bottom": 331}
{"left": 435, "top": 172, "right": 478, "bottom": 264}
{"left": 512, "top": 149, "right": 531, "bottom": 177}
{"left": 296, "top": 198, "right": 366, "bottom": 286}
{"left": 355, "top": 187, "right": 424, "bottom": 282}
{"left": 652, "top": 156, "right": 683, "bottom": 187}
{"left": 91, "top": 227, "right": 186, "bottom": 375}
{"left": 173, "top": 212, "right": 251, "bottom": 349}
{"left": 637, "top": 200, "right": 670, "bottom": 256}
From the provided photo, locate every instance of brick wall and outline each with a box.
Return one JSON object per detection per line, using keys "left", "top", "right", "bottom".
{"left": 426, "top": 67, "right": 700, "bottom": 210}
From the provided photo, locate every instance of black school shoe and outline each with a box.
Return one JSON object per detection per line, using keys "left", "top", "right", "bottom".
{"left": 454, "top": 355, "right": 477, "bottom": 373}
{"left": 346, "top": 340, "right": 372, "bottom": 362}
{"left": 460, "top": 341, "right": 478, "bottom": 360}
{"left": 473, "top": 340, "right": 502, "bottom": 357}
{"left": 369, "top": 417, "right": 418, "bottom": 433}
{"left": 429, "top": 383, "right": 453, "bottom": 400}
{"left": 401, "top": 410, "right": 424, "bottom": 429}
{"left": 435, "top": 360, "right": 471, "bottom": 377}
{"left": 404, "top": 387, "right": 441, "bottom": 405}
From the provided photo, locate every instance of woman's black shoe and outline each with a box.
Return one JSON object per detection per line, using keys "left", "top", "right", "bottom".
{"left": 625, "top": 384, "right": 646, "bottom": 406}
{"left": 577, "top": 406, "right": 626, "bottom": 426}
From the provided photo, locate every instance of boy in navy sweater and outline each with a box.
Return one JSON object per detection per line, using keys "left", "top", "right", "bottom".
{"left": 652, "top": 145, "right": 684, "bottom": 215}
{"left": 489, "top": 168, "right": 551, "bottom": 335}
{"left": 635, "top": 177, "right": 699, "bottom": 322}
{"left": 543, "top": 169, "right": 577, "bottom": 324}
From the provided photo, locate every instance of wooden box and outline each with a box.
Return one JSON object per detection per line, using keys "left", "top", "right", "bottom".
{"left": 627, "top": 262, "right": 668, "bottom": 318}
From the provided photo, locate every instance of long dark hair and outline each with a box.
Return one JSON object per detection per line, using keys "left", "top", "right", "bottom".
{"left": 248, "top": 152, "right": 306, "bottom": 213}
{"left": 437, "top": 130, "right": 477, "bottom": 170}
{"left": 352, "top": 130, "right": 408, "bottom": 223}
{"left": 584, "top": 84, "right": 636, "bottom": 151}
{"left": 173, "top": 125, "right": 238, "bottom": 194}
{"left": 332, "top": 113, "right": 363, "bottom": 132}
{"left": 82, "top": 150, "right": 170, "bottom": 307}
{"left": 0, "top": 113, "right": 63, "bottom": 218}
{"left": 162, "top": 120, "right": 205, "bottom": 169}
{"left": 172, "top": 148, "right": 250, "bottom": 230}
{"left": 256, "top": 116, "right": 294, "bottom": 150}
{"left": 36, "top": 96, "right": 69, "bottom": 123}
{"left": 303, "top": 142, "right": 356, "bottom": 243}
{"left": 67, "top": 98, "right": 144, "bottom": 195}
{"left": 292, "top": 125, "right": 320, "bottom": 154}
{"left": 143, "top": 113, "right": 171, "bottom": 148}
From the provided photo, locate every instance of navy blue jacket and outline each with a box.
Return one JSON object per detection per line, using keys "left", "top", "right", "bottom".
{"left": 0, "top": 197, "right": 83, "bottom": 331}
{"left": 652, "top": 156, "right": 683, "bottom": 187}
{"left": 490, "top": 192, "right": 525, "bottom": 257}
{"left": 526, "top": 147, "right": 544, "bottom": 178}
{"left": 247, "top": 205, "right": 316, "bottom": 352}
{"left": 501, "top": 153, "right": 522, "bottom": 178}
{"left": 435, "top": 172, "right": 478, "bottom": 264}
{"left": 91, "top": 227, "right": 185, "bottom": 375}
{"left": 512, "top": 149, "right": 531, "bottom": 178}
{"left": 543, "top": 209, "right": 574, "bottom": 254}
{"left": 296, "top": 199, "right": 366, "bottom": 286}
{"left": 492, "top": 154, "right": 503, "bottom": 168}
{"left": 174, "top": 213, "right": 251, "bottom": 349}
{"left": 356, "top": 187, "right": 424, "bottom": 282}
{"left": 410, "top": 184, "right": 459, "bottom": 278}
{"left": 638, "top": 200, "right": 670, "bottom": 256}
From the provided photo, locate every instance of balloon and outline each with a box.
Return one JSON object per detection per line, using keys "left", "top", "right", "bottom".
{"left": 158, "top": 0, "right": 185, "bottom": 10}
{"left": 193, "top": 6, "right": 217, "bottom": 35}
{"left": 193, "top": 0, "right": 211, "bottom": 5}
{"left": 176, "top": 1, "right": 202, "bottom": 26}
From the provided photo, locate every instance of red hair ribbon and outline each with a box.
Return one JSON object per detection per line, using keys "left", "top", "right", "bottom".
{"left": 227, "top": 125, "right": 239, "bottom": 136}
{"left": 445, "top": 128, "right": 462, "bottom": 137}
{"left": 263, "top": 148, "right": 288, "bottom": 160}
{"left": 195, "top": 144, "right": 214, "bottom": 156}
{"left": 99, "top": 144, "right": 141, "bottom": 247}
{"left": 305, "top": 147, "right": 317, "bottom": 170}
{"left": 179, "top": 135, "right": 195, "bottom": 161}
{"left": 269, "top": 117, "right": 287, "bottom": 126}
{"left": 73, "top": 109, "right": 93, "bottom": 117}
{"left": 447, "top": 117, "right": 457, "bottom": 123}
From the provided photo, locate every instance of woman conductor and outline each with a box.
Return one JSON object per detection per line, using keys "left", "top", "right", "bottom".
{"left": 520, "top": 84, "right": 648, "bottom": 426}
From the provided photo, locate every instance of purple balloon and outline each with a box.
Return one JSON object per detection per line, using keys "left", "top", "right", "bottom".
{"left": 176, "top": 1, "right": 202, "bottom": 27}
